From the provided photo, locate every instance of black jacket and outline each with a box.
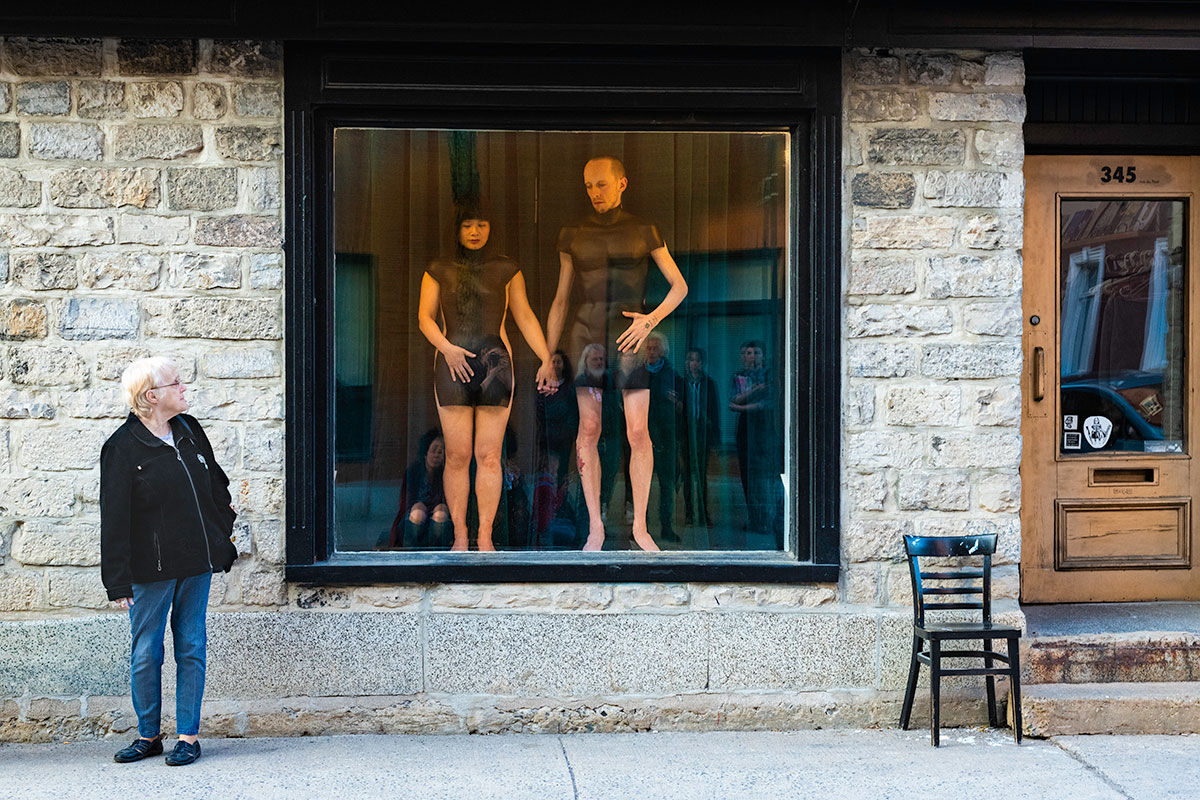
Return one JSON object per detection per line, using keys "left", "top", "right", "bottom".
{"left": 100, "top": 412, "right": 238, "bottom": 600}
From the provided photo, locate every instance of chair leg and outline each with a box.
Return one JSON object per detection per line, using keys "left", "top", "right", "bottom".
{"left": 899, "top": 635, "right": 921, "bottom": 730}
{"left": 929, "top": 639, "right": 941, "bottom": 747}
{"left": 983, "top": 636, "right": 997, "bottom": 727}
{"left": 1007, "top": 636, "right": 1022, "bottom": 744}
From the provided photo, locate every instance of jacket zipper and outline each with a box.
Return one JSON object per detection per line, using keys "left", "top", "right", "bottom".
{"left": 173, "top": 442, "right": 214, "bottom": 570}
{"left": 154, "top": 531, "right": 162, "bottom": 571}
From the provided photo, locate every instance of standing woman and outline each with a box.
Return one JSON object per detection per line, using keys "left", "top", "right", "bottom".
{"left": 418, "top": 199, "right": 556, "bottom": 551}
{"left": 100, "top": 357, "right": 238, "bottom": 766}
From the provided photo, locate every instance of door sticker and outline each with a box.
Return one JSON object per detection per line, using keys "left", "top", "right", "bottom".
{"left": 1064, "top": 432, "right": 1082, "bottom": 450}
{"left": 1063, "top": 415, "right": 1078, "bottom": 431}
{"left": 1083, "top": 416, "right": 1113, "bottom": 449}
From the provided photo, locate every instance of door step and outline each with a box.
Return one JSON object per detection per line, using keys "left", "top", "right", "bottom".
{"left": 1023, "top": 632, "right": 1200, "bottom": 684}
{"left": 1016, "top": 681, "right": 1200, "bottom": 736}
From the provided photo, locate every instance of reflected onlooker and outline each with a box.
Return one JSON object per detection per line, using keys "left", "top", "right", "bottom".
{"left": 500, "top": 426, "right": 531, "bottom": 549}
{"left": 388, "top": 428, "right": 450, "bottom": 549}
{"left": 537, "top": 350, "right": 579, "bottom": 486}
{"left": 680, "top": 347, "right": 720, "bottom": 527}
{"left": 644, "top": 333, "right": 681, "bottom": 543}
{"left": 729, "top": 339, "right": 782, "bottom": 544}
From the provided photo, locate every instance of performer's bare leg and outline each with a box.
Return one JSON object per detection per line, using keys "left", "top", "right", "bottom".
{"left": 472, "top": 405, "right": 510, "bottom": 552}
{"left": 576, "top": 387, "right": 606, "bottom": 551}
{"left": 623, "top": 388, "right": 659, "bottom": 552}
{"left": 436, "top": 404, "right": 475, "bottom": 551}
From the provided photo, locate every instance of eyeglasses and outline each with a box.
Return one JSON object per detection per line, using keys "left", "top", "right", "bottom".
{"left": 150, "top": 381, "right": 183, "bottom": 391}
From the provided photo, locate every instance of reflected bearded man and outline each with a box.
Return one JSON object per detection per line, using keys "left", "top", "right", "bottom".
{"left": 547, "top": 156, "right": 689, "bottom": 551}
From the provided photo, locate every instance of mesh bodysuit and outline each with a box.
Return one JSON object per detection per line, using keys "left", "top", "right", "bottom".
{"left": 557, "top": 206, "right": 665, "bottom": 391}
{"left": 426, "top": 252, "right": 519, "bottom": 407}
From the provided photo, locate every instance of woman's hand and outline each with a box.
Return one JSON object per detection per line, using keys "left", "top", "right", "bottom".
{"left": 440, "top": 343, "right": 476, "bottom": 382}
{"left": 535, "top": 359, "right": 557, "bottom": 396}
{"left": 116, "top": 597, "right": 134, "bottom": 610}
{"left": 616, "top": 311, "right": 658, "bottom": 353}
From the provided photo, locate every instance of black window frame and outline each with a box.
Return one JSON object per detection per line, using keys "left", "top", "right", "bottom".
{"left": 284, "top": 42, "right": 842, "bottom": 583}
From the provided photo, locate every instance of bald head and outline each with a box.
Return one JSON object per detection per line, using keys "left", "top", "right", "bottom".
{"left": 583, "top": 157, "right": 628, "bottom": 214}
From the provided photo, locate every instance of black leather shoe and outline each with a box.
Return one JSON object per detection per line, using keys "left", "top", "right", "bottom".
{"left": 113, "top": 735, "right": 163, "bottom": 763}
{"left": 165, "top": 739, "right": 201, "bottom": 766}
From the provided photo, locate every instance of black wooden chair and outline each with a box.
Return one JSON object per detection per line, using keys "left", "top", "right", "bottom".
{"left": 899, "top": 533, "right": 1022, "bottom": 746}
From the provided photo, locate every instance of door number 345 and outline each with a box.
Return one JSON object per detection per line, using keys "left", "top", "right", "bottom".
{"left": 1100, "top": 165, "right": 1136, "bottom": 183}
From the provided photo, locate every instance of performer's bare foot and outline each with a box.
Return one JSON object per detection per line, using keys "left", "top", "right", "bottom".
{"left": 583, "top": 519, "right": 606, "bottom": 551}
{"left": 631, "top": 525, "right": 660, "bottom": 552}
{"left": 450, "top": 534, "right": 469, "bottom": 552}
{"left": 476, "top": 533, "right": 496, "bottom": 552}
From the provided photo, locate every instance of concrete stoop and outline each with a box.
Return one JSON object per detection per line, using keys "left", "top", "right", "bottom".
{"left": 1016, "top": 681, "right": 1200, "bottom": 736}
{"left": 1022, "top": 632, "right": 1200, "bottom": 684}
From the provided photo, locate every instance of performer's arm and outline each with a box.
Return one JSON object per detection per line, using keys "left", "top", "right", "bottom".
{"left": 617, "top": 245, "right": 688, "bottom": 353}
{"left": 418, "top": 271, "right": 475, "bottom": 382}
{"left": 507, "top": 270, "right": 556, "bottom": 394}
{"left": 545, "top": 251, "right": 575, "bottom": 353}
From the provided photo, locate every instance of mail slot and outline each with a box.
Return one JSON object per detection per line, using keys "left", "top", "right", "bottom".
{"left": 1089, "top": 467, "right": 1158, "bottom": 486}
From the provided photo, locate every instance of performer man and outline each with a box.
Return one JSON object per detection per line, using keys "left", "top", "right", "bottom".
{"left": 546, "top": 156, "right": 689, "bottom": 551}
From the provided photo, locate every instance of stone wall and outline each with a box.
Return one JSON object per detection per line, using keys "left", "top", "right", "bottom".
{"left": 841, "top": 49, "right": 1025, "bottom": 607}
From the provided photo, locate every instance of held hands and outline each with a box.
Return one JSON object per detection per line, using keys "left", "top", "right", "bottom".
{"left": 617, "top": 311, "right": 659, "bottom": 353}
{"left": 441, "top": 343, "right": 476, "bottom": 382}
{"left": 535, "top": 359, "right": 558, "bottom": 396}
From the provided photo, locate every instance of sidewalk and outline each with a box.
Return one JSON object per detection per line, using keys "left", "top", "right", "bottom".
{"left": 2, "top": 729, "right": 1196, "bottom": 799}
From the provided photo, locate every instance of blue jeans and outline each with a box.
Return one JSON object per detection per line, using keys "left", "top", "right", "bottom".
{"left": 129, "top": 572, "right": 211, "bottom": 738}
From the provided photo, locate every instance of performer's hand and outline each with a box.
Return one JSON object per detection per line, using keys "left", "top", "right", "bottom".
{"left": 441, "top": 343, "right": 476, "bottom": 382}
{"left": 617, "top": 311, "right": 657, "bottom": 353}
{"left": 535, "top": 360, "right": 557, "bottom": 396}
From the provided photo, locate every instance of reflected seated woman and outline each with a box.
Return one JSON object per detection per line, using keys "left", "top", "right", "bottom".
{"left": 387, "top": 428, "right": 449, "bottom": 549}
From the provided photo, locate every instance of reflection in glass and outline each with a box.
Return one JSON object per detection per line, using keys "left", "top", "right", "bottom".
{"left": 332, "top": 129, "right": 790, "bottom": 552}
{"left": 1059, "top": 199, "right": 1186, "bottom": 454}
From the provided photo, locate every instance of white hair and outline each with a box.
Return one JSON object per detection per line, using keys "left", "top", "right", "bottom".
{"left": 121, "top": 357, "right": 177, "bottom": 417}
{"left": 576, "top": 343, "right": 607, "bottom": 378}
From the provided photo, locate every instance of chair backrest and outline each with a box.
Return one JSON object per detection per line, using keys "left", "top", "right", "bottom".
{"left": 903, "top": 534, "right": 997, "bottom": 627}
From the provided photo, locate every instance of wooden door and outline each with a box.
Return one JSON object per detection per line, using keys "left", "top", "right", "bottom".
{"left": 1022, "top": 156, "right": 1200, "bottom": 602}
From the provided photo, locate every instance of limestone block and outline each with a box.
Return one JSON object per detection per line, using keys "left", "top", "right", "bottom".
{"left": 0, "top": 390, "right": 55, "bottom": 419}
{"left": 708, "top": 613, "right": 878, "bottom": 690}
{"left": 867, "top": 128, "right": 966, "bottom": 166}
{"left": 16, "top": 81, "right": 70, "bottom": 115}
{"left": 291, "top": 585, "right": 352, "bottom": 609}
{"left": 926, "top": 253, "right": 1021, "bottom": 298}
{"left": 48, "top": 167, "right": 159, "bottom": 208}
{"left": 884, "top": 386, "right": 960, "bottom": 427}
{"left": 845, "top": 304, "right": 952, "bottom": 337}
{"left": 241, "top": 568, "right": 287, "bottom": 606}
{"left": 975, "top": 129, "right": 1024, "bottom": 168}
{"left": 211, "top": 41, "right": 284, "bottom": 78}
{"left": 188, "top": 385, "right": 283, "bottom": 420}
{"left": 77, "top": 81, "right": 127, "bottom": 119}
{"left": 127, "top": 82, "right": 184, "bottom": 118}
{"left": 0, "top": 615, "right": 129, "bottom": 694}
{"left": 848, "top": 255, "right": 916, "bottom": 295}
{"left": 964, "top": 302, "right": 1022, "bottom": 336}
{"left": 203, "top": 423, "right": 240, "bottom": 468}
{"left": 845, "top": 384, "right": 875, "bottom": 426}
{"left": 253, "top": 519, "right": 285, "bottom": 565}
{"left": 249, "top": 252, "right": 283, "bottom": 289}
{"left": 59, "top": 297, "right": 139, "bottom": 340}
{"left": 145, "top": 297, "right": 281, "bottom": 339}
{"left": 930, "top": 432, "right": 1022, "bottom": 469}
{"left": 924, "top": 170, "right": 1023, "bottom": 208}
{"left": 851, "top": 173, "right": 915, "bottom": 208}
{"left": 847, "top": 342, "right": 915, "bottom": 378}
{"left": 17, "top": 427, "right": 106, "bottom": 470}
{"left": 57, "top": 386, "right": 128, "bottom": 419}
{"left": 0, "top": 82, "right": 9, "bottom": 113}
{"left": 193, "top": 83, "right": 228, "bottom": 120}
{"left": 960, "top": 59, "right": 986, "bottom": 87}
{"left": 977, "top": 473, "right": 1021, "bottom": 512}
{"left": 0, "top": 167, "right": 42, "bottom": 208}
{"left": 429, "top": 584, "right": 556, "bottom": 610}
{"left": 169, "top": 251, "right": 241, "bottom": 288}
{"left": 0, "top": 569, "right": 43, "bottom": 611}
{"left": 79, "top": 252, "right": 162, "bottom": 290}
{"left": 232, "top": 476, "right": 284, "bottom": 514}
{"left": 28, "top": 122, "right": 104, "bottom": 160}
{"left": 611, "top": 584, "right": 690, "bottom": 610}
{"left": 246, "top": 166, "right": 281, "bottom": 210}
{"left": 351, "top": 585, "right": 421, "bottom": 609}
{"left": 847, "top": 471, "right": 887, "bottom": 512}
{"left": 13, "top": 520, "right": 100, "bottom": 566}
{"left": 917, "top": 517, "right": 1020, "bottom": 565}
{"left": 0, "top": 123, "right": 19, "bottom": 158}
{"left": 114, "top": 124, "right": 203, "bottom": 160}
{"left": 851, "top": 215, "right": 956, "bottom": 249}
{"left": 922, "top": 343, "right": 1021, "bottom": 379}
{"left": 961, "top": 212, "right": 1022, "bottom": 249}
{"left": 845, "top": 129, "right": 863, "bottom": 166}
{"left": 984, "top": 53, "right": 1025, "bottom": 86}
{"left": 215, "top": 126, "right": 281, "bottom": 161}
{"left": 231, "top": 519, "right": 253, "bottom": 558}
{"left": 5, "top": 39, "right": 102, "bottom": 76}
{"left": 845, "top": 431, "right": 923, "bottom": 470}
{"left": 843, "top": 564, "right": 880, "bottom": 605}
{"left": 204, "top": 347, "right": 279, "bottom": 379}
{"left": 0, "top": 299, "right": 48, "bottom": 340}
{"left": 905, "top": 53, "right": 956, "bottom": 85}
{"left": 116, "top": 39, "right": 198, "bottom": 75}
{"left": 243, "top": 426, "right": 284, "bottom": 472}
{"left": 898, "top": 471, "right": 970, "bottom": 511}
{"left": 0, "top": 475, "right": 78, "bottom": 515}
{"left": 0, "top": 252, "right": 6, "bottom": 283}
{"left": 9, "top": 345, "right": 88, "bottom": 386}
{"left": 847, "top": 90, "right": 918, "bottom": 122}
{"left": 167, "top": 166, "right": 238, "bottom": 210}
{"left": 234, "top": 83, "right": 282, "bottom": 118}
{"left": 93, "top": 345, "right": 149, "bottom": 380}
{"left": 0, "top": 429, "right": 8, "bottom": 473}
{"left": 194, "top": 214, "right": 282, "bottom": 247}
{"left": 930, "top": 92, "right": 1026, "bottom": 122}
{"left": 851, "top": 54, "right": 899, "bottom": 85}
{"left": 972, "top": 383, "right": 1021, "bottom": 427}
{"left": 116, "top": 212, "right": 189, "bottom": 245}
{"left": 1, "top": 214, "right": 114, "bottom": 246}
{"left": 427, "top": 614, "right": 707, "bottom": 695}
{"left": 10, "top": 253, "right": 76, "bottom": 289}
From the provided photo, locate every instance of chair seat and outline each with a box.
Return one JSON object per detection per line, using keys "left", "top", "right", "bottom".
{"left": 916, "top": 622, "right": 1022, "bottom": 638}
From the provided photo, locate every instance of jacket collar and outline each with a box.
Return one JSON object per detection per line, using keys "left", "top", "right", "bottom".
{"left": 126, "top": 412, "right": 186, "bottom": 448}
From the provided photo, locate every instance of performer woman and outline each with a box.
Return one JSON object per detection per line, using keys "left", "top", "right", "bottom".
{"left": 418, "top": 200, "right": 555, "bottom": 551}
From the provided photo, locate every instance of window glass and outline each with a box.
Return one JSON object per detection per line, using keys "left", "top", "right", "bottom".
{"left": 332, "top": 129, "right": 790, "bottom": 552}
